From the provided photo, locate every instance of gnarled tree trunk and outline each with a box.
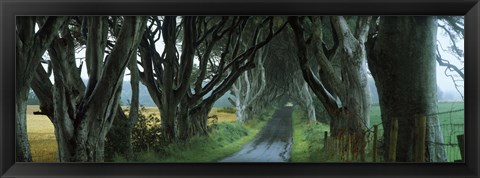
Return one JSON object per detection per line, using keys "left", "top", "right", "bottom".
{"left": 50, "top": 16, "right": 146, "bottom": 162}
{"left": 289, "top": 16, "right": 371, "bottom": 159}
{"left": 15, "top": 16, "right": 68, "bottom": 162}
{"left": 232, "top": 45, "right": 268, "bottom": 122}
{"left": 368, "top": 16, "right": 447, "bottom": 162}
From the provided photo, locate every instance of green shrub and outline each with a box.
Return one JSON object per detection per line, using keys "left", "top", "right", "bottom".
{"left": 131, "top": 108, "right": 162, "bottom": 152}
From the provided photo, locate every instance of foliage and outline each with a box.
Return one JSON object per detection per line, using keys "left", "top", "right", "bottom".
{"left": 131, "top": 107, "right": 162, "bottom": 152}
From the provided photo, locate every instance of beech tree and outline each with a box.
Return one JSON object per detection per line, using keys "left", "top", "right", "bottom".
{"left": 138, "top": 16, "right": 286, "bottom": 142}
{"left": 367, "top": 16, "right": 447, "bottom": 162}
{"left": 29, "top": 16, "right": 146, "bottom": 162}
{"left": 289, "top": 16, "right": 372, "bottom": 156}
{"left": 263, "top": 29, "right": 317, "bottom": 122}
{"left": 231, "top": 43, "right": 268, "bottom": 122}
{"left": 16, "top": 16, "right": 68, "bottom": 161}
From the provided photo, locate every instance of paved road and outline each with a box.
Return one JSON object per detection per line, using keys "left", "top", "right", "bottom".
{"left": 219, "top": 107, "right": 293, "bottom": 162}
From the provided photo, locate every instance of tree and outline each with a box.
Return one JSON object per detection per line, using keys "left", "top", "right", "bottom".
{"left": 367, "top": 16, "right": 447, "bottom": 162}
{"left": 231, "top": 40, "right": 268, "bottom": 122}
{"left": 34, "top": 16, "right": 146, "bottom": 162}
{"left": 289, "top": 16, "right": 372, "bottom": 156}
{"left": 262, "top": 28, "right": 317, "bottom": 122}
{"left": 16, "top": 16, "right": 68, "bottom": 161}
{"left": 139, "top": 16, "right": 285, "bottom": 142}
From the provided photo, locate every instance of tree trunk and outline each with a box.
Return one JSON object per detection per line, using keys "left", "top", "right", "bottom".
{"left": 126, "top": 54, "right": 141, "bottom": 159}
{"left": 15, "top": 16, "right": 68, "bottom": 162}
{"left": 105, "top": 53, "right": 141, "bottom": 161}
{"left": 289, "top": 17, "right": 371, "bottom": 159}
{"left": 368, "top": 16, "right": 447, "bottom": 162}
{"left": 49, "top": 16, "right": 146, "bottom": 162}
{"left": 15, "top": 87, "right": 32, "bottom": 162}
{"left": 159, "top": 16, "right": 196, "bottom": 144}
{"left": 300, "top": 82, "right": 317, "bottom": 122}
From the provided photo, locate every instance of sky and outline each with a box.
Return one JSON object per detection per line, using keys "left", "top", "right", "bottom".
{"left": 435, "top": 24, "right": 464, "bottom": 100}
{"left": 42, "top": 17, "right": 465, "bottom": 101}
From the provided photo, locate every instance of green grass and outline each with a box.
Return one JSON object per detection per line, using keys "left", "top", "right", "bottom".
{"left": 123, "top": 107, "right": 276, "bottom": 162}
{"left": 369, "top": 102, "right": 464, "bottom": 126}
{"left": 291, "top": 107, "right": 330, "bottom": 162}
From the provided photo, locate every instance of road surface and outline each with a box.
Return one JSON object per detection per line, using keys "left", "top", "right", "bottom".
{"left": 219, "top": 107, "right": 293, "bottom": 162}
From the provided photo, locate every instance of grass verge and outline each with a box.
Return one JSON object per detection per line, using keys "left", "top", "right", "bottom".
{"left": 291, "top": 106, "right": 329, "bottom": 162}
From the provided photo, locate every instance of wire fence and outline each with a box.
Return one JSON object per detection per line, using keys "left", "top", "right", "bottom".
{"left": 322, "top": 108, "right": 464, "bottom": 162}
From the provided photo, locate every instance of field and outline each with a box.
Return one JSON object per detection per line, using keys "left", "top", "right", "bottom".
{"left": 26, "top": 106, "right": 57, "bottom": 162}
{"left": 26, "top": 105, "right": 237, "bottom": 162}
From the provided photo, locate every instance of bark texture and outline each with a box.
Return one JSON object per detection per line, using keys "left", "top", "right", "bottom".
{"left": 16, "top": 16, "right": 68, "bottom": 162}
{"left": 232, "top": 44, "right": 268, "bottom": 122}
{"left": 289, "top": 17, "right": 371, "bottom": 156}
{"left": 367, "top": 16, "right": 447, "bottom": 162}
{"left": 49, "top": 16, "right": 146, "bottom": 162}
{"left": 139, "top": 16, "right": 285, "bottom": 143}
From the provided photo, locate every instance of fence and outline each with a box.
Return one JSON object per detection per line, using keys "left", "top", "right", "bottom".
{"left": 321, "top": 109, "right": 464, "bottom": 162}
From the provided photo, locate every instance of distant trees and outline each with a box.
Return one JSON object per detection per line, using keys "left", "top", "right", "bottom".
{"left": 231, "top": 44, "right": 268, "bottom": 122}
{"left": 263, "top": 28, "right": 317, "bottom": 122}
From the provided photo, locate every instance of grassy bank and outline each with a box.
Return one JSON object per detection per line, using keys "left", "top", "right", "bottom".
{"left": 291, "top": 107, "right": 329, "bottom": 162}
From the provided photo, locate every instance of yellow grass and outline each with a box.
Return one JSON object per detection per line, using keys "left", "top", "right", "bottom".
{"left": 27, "top": 105, "right": 237, "bottom": 162}
{"left": 209, "top": 108, "right": 237, "bottom": 123}
{"left": 26, "top": 105, "right": 57, "bottom": 162}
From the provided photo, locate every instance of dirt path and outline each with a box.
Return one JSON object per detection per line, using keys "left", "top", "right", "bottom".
{"left": 219, "top": 107, "right": 293, "bottom": 162}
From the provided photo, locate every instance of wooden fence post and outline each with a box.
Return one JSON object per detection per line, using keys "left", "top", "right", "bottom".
{"left": 347, "top": 133, "right": 352, "bottom": 162}
{"left": 372, "top": 125, "right": 378, "bottom": 162}
{"left": 324, "top": 131, "right": 328, "bottom": 149}
{"left": 414, "top": 115, "right": 426, "bottom": 162}
{"left": 457, "top": 134, "right": 465, "bottom": 161}
{"left": 360, "top": 133, "right": 366, "bottom": 162}
{"left": 360, "top": 134, "right": 368, "bottom": 162}
{"left": 388, "top": 118, "right": 398, "bottom": 162}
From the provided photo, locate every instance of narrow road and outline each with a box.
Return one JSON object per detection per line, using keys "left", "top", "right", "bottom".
{"left": 219, "top": 107, "right": 293, "bottom": 162}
